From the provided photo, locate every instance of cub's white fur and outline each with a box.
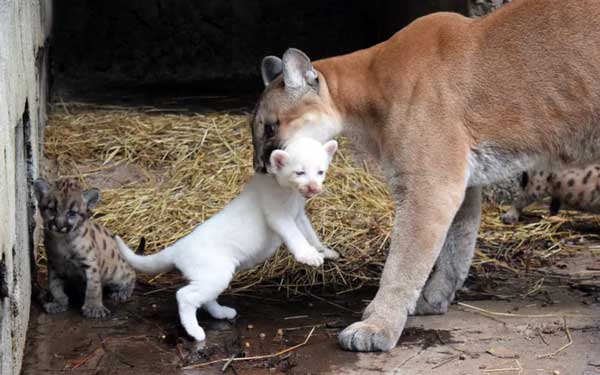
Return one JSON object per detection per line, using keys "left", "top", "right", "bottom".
{"left": 116, "top": 137, "right": 338, "bottom": 342}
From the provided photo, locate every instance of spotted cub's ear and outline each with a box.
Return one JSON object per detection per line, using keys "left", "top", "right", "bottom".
{"left": 33, "top": 178, "right": 49, "bottom": 203}
{"left": 82, "top": 188, "right": 100, "bottom": 210}
{"left": 323, "top": 140, "right": 338, "bottom": 160}
{"left": 270, "top": 150, "right": 289, "bottom": 171}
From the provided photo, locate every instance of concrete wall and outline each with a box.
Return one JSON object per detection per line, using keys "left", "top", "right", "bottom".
{"left": 51, "top": 0, "right": 472, "bottom": 96}
{"left": 0, "top": 1, "right": 51, "bottom": 374}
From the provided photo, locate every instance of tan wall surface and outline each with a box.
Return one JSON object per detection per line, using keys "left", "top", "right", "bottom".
{"left": 0, "top": 1, "right": 51, "bottom": 374}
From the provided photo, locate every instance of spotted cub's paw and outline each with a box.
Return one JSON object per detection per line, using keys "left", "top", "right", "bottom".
{"left": 318, "top": 246, "right": 340, "bottom": 260}
{"left": 44, "top": 301, "right": 69, "bottom": 314}
{"left": 294, "top": 246, "right": 324, "bottom": 267}
{"left": 82, "top": 304, "right": 111, "bottom": 319}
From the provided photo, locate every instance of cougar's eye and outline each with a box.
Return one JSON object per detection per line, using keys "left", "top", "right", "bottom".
{"left": 318, "top": 170, "right": 324, "bottom": 176}
{"left": 264, "top": 120, "right": 278, "bottom": 139}
{"left": 295, "top": 171, "right": 305, "bottom": 176}
{"left": 67, "top": 210, "right": 78, "bottom": 218}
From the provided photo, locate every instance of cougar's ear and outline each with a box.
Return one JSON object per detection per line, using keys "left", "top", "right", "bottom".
{"left": 261, "top": 56, "right": 283, "bottom": 87}
{"left": 282, "top": 48, "right": 318, "bottom": 90}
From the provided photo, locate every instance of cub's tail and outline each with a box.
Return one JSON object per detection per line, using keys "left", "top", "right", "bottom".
{"left": 115, "top": 236, "right": 175, "bottom": 274}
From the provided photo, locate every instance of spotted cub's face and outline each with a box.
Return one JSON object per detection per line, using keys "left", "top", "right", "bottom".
{"left": 268, "top": 137, "right": 338, "bottom": 199}
{"left": 34, "top": 178, "right": 100, "bottom": 233}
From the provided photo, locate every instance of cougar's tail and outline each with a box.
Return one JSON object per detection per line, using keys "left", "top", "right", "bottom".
{"left": 115, "top": 236, "right": 175, "bottom": 274}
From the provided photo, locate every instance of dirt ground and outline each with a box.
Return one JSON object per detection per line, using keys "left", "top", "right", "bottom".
{"left": 23, "top": 96, "right": 600, "bottom": 374}
{"left": 22, "top": 267, "right": 600, "bottom": 375}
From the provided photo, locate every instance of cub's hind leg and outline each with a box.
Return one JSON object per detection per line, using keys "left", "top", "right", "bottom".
{"left": 176, "top": 263, "right": 234, "bottom": 342}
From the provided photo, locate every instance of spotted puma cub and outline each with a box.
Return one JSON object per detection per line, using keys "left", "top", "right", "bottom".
{"left": 34, "top": 178, "right": 136, "bottom": 318}
{"left": 502, "top": 166, "right": 600, "bottom": 224}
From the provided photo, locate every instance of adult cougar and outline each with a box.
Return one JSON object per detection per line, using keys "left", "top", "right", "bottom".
{"left": 250, "top": 0, "right": 600, "bottom": 352}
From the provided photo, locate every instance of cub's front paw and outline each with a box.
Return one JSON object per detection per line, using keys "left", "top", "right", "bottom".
{"left": 318, "top": 246, "right": 340, "bottom": 260}
{"left": 44, "top": 301, "right": 69, "bottom": 314}
{"left": 294, "top": 246, "right": 324, "bottom": 267}
{"left": 82, "top": 303, "right": 111, "bottom": 319}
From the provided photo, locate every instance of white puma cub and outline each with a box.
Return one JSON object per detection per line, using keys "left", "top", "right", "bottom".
{"left": 115, "top": 137, "right": 338, "bottom": 342}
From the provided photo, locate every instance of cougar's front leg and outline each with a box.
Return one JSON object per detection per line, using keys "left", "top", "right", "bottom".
{"left": 339, "top": 161, "right": 467, "bottom": 352}
{"left": 414, "top": 186, "right": 481, "bottom": 315}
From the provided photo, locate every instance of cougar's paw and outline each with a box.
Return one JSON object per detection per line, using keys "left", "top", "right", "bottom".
{"left": 294, "top": 246, "right": 324, "bottom": 267}
{"left": 82, "top": 303, "right": 111, "bottom": 319}
{"left": 414, "top": 293, "right": 450, "bottom": 316}
{"left": 319, "top": 246, "right": 340, "bottom": 260}
{"left": 44, "top": 301, "right": 69, "bottom": 314}
{"left": 338, "top": 319, "right": 398, "bottom": 352}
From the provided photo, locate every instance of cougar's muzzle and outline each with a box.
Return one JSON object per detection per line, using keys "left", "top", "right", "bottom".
{"left": 251, "top": 118, "right": 281, "bottom": 173}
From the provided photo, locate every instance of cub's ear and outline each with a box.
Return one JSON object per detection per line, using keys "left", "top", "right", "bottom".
{"left": 82, "top": 188, "right": 100, "bottom": 210}
{"left": 270, "top": 150, "right": 289, "bottom": 171}
{"left": 323, "top": 140, "right": 338, "bottom": 159}
{"left": 33, "top": 178, "right": 49, "bottom": 203}
{"left": 261, "top": 56, "right": 283, "bottom": 87}
{"left": 282, "top": 48, "right": 317, "bottom": 90}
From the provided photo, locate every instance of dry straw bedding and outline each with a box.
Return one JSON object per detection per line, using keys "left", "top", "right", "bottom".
{"left": 42, "top": 104, "right": 599, "bottom": 293}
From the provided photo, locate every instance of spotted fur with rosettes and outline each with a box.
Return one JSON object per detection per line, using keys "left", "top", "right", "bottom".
{"left": 250, "top": 0, "right": 600, "bottom": 352}
{"left": 502, "top": 166, "right": 600, "bottom": 223}
{"left": 34, "top": 178, "right": 136, "bottom": 318}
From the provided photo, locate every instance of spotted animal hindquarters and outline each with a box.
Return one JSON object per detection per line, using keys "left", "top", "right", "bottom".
{"left": 502, "top": 165, "right": 600, "bottom": 224}
{"left": 33, "top": 177, "right": 136, "bottom": 319}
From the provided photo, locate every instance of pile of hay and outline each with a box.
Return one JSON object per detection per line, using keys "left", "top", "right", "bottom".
{"left": 41, "top": 103, "right": 599, "bottom": 294}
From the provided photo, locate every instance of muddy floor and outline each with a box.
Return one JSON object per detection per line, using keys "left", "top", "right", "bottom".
{"left": 23, "top": 97, "right": 600, "bottom": 374}
{"left": 22, "top": 265, "right": 600, "bottom": 374}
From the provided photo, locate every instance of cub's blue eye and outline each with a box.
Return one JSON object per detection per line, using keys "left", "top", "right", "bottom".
{"left": 67, "top": 210, "right": 78, "bottom": 218}
{"left": 318, "top": 170, "right": 324, "bottom": 175}
{"left": 295, "top": 171, "right": 305, "bottom": 176}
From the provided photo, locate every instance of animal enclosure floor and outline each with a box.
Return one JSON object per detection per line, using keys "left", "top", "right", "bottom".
{"left": 22, "top": 266, "right": 600, "bottom": 375}
{"left": 24, "top": 98, "right": 600, "bottom": 374}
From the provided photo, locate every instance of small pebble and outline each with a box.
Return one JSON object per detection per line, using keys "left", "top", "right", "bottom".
{"left": 245, "top": 342, "right": 251, "bottom": 348}
{"left": 247, "top": 324, "right": 254, "bottom": 330}
{"left": 553, "top": 371, "right": 560, "bottom": 375}
{"left": 152, "top": 304, "right": 157, "bottom": 309}
{"left": 459, "top": 354, "right": 466, "bottom": 360}
{"left": 259, "top": 333, "right": 266, "bottom": 339}
{"left": 479, "top": 365, "right": 487, "bottom": 369}
{"left": 160, "top": 335, "right": 166, "bottom": 340}
{"left": 276, "top": 328, "right": 284, "bottom": 336}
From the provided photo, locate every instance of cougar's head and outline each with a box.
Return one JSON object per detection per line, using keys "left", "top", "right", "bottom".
{"left": 250, "top": 48, "right": 341, "bottom": 172}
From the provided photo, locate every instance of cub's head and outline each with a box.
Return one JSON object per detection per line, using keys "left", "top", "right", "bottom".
{"left": 268, "top": 137, "right": 338, "bottom": 199}
{"left": 251, "top": 48, "right": 341, "bottom": 173}
{"left": 33, "top": 178, "right": 100, "bottom": 234}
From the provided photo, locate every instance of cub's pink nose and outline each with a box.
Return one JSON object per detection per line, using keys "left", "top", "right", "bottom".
{"left": 307, "top": 183, "right": 320, "bottom": 194}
